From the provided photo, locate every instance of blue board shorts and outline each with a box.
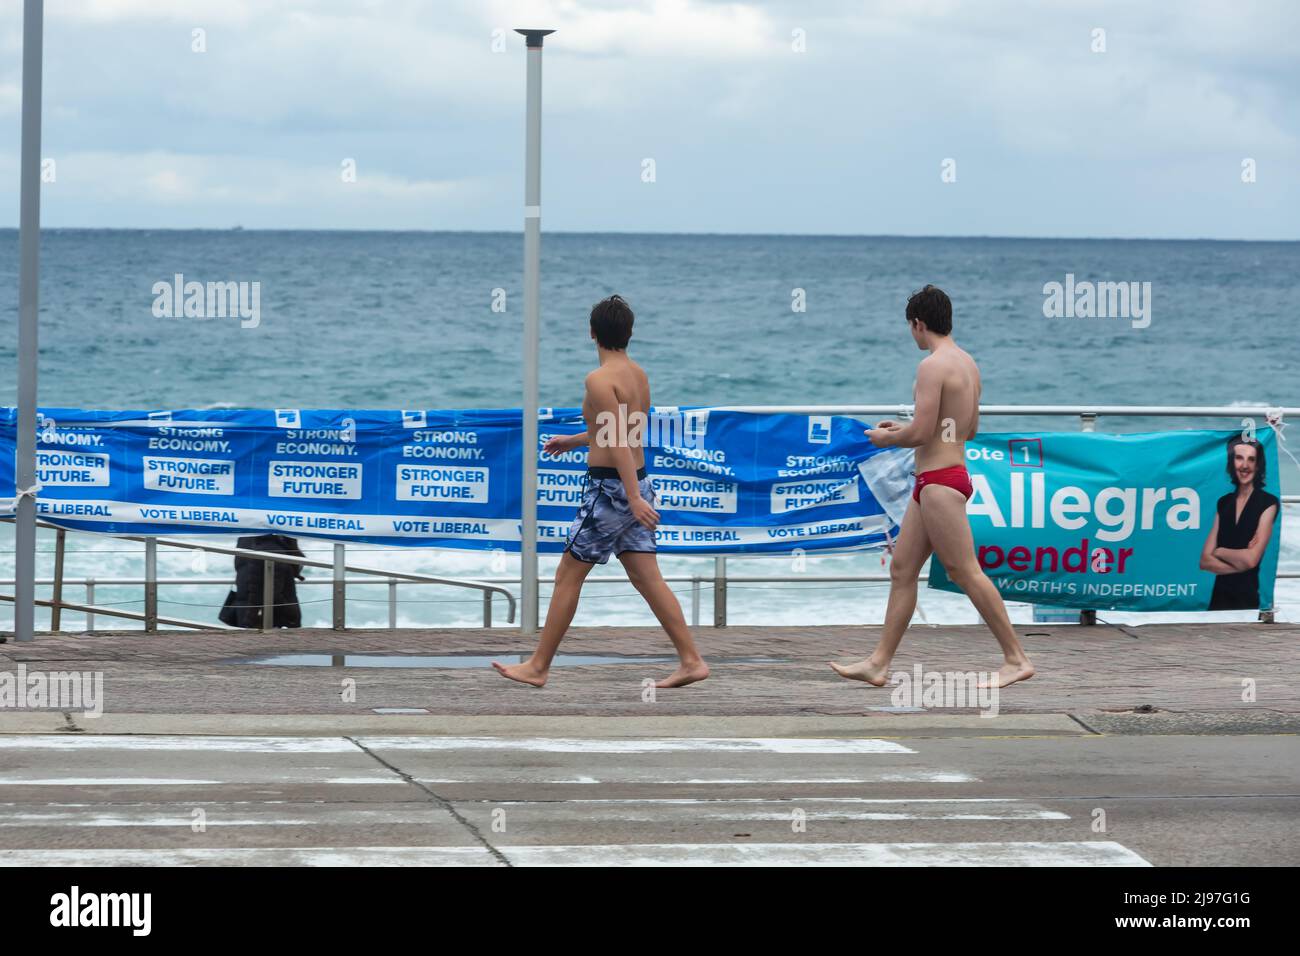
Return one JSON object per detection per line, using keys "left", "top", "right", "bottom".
{"left": 564, "top": 466, "right": 658, "bottom": 565}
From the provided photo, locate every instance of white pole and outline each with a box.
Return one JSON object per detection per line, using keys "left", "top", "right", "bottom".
{"left": 14, "top": 0, "right": 44, "bottom": 643}
{"left": 516, "top": 28, "right": 553, "bottom": 635}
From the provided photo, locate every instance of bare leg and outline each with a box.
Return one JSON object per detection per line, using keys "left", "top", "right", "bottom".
{"left": 492, "top": 552, "right": 595, "bottom": 687}
{"left": 618, "top": 550, "right": 709, "bottom": 688}
{"left": 831, "top": 496, "right": 932, "bottom": 686}
{"left": 918, "top": 484, "right": 1035, "bottom": 688}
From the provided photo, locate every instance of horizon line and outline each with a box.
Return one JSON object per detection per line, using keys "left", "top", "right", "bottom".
{"left": 0, "top": 226, "right": 1295, "bottom": 243}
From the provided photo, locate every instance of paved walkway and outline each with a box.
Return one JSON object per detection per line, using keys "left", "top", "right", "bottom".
{"left": 3, "top": 625, "right": 1296, "bottom": 867}
{"left": 2, "top": 623, "right": 1295, "bottom": 731}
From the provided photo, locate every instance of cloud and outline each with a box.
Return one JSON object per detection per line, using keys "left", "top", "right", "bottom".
{"left": 0, "top": 0, "right": 1293, "bottom": 236}
{"left": 20, "top": 150, "right": 479, "bottom": 226}
{"left": 0, "top": 81, "right": 18, "bottom": 117}
{"left": 46, "top": 0, "right": 262, "bottom": 25}
{"left": 481, "top": 0, "right": 778, "bottom": 58}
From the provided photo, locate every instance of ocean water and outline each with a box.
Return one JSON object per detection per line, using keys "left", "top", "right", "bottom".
{"left": 1, "top": 230, "right": 1297, "bottom": 631}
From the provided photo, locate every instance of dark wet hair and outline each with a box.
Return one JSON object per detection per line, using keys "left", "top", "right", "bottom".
{"left": 1226, "top": 436, "right": 1266, "bottom": 490}
{"left": 906, "top": 285, "right": 952, "bottom": 336}
{"left": 590, "top": 294, "right": 634, "bottom": 350}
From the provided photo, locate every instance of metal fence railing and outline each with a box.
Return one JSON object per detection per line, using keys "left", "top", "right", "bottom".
{"left": 2, "top": 404, "right": 1295, "bottom": 633}
{"left": 0, "top": 520, "right": 516, "bottom": 633}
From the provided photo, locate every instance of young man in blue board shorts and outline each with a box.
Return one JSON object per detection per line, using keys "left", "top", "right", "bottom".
{"left": 493, "top": 295, "right": 710, "bottom": 689}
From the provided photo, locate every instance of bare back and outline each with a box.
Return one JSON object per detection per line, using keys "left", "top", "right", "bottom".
{"left": 913, "top": 344, "right": 981, "bottom": 472}
{"left": 583, "top": 357, "right": 650, "bottom": 469}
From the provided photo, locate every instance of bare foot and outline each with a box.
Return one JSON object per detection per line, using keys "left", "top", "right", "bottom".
{"left": 491, "top": 660, "right": 548, "bottom": 687}
{"left": 978, "top": 660, "right": 1036, "bottom": 689}
{"left": 829, "top": 658, "right": 889, "bottom": 687}
{"left": 655, "top": 661, "right": 710, "bottom": 688}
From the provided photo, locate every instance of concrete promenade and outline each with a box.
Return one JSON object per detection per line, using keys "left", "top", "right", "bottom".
{"left": 0, "top": 621, "right": 1295, "bottom": 732}
{"left": 1, "top": 623, "right": 1295, "bottom": 866}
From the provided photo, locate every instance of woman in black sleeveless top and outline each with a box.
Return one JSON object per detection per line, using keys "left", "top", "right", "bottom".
{"left": 1200, "top": 437, "right": 1279, "bottom": 610}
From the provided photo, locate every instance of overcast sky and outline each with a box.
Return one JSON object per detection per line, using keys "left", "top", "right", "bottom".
{"left": 1, "top": 0, "right": 1296, "bottom": 238}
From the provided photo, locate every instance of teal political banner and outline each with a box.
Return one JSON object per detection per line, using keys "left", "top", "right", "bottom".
{"left": 928, "top": 429, "right": 1282, "bottom": 612}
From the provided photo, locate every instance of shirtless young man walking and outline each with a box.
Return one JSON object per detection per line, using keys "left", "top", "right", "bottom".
{"left": 831, "top": 285, "right": 1035, "bottom": 690}
{"left": 493, "top": 295, "right": 709, "bottom": 689}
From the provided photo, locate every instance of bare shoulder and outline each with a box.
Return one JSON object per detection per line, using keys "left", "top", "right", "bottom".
{"left": 917, "top": 352, "right": 952, "bottom": 377}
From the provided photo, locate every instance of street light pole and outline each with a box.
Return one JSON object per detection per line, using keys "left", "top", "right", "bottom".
{"left": 515, "top": 28, "right": 553, "bottom": 635}
{"left": 14, "top": 0, "right": 45, "bottom": 643}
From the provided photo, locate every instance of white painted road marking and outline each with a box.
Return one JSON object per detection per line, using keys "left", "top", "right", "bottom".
{"left": 358, "top": 736, "right": 916, "bottom": 754}
{"left": 0, "top": 847, "right": 497, "bottom": 866}
{"left": 417, "top": 769, "right": 978, "bottom": 785}
{"left": 498, "top": 841, "right": 1152, "bottom": 867}
{"left": 0, "top": 776, "right": 394, "bottom": 787}
{"left": 0, "top": 806, "right": 463, "bottom": 827}
{"left": 0, "top": 734, "right": 916, "bottom": 755}
{"left": 0, "top": 735, "right": 359, "bottom": 753}
{"left": 0, "top": 797, "right": 1063, "bottom": 825}
{"left": 0, "top": 733, "right": 1157, "bottom": 867}
{"left": 0, "top": 842, "right": 1151, "bottom": 867}
{"left": 474, "top": 797, "right": 1068, "bottom": 821}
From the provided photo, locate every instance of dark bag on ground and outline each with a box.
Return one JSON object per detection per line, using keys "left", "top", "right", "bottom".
{"left": 219, "top": 534, "right": 305, "bottom": 629}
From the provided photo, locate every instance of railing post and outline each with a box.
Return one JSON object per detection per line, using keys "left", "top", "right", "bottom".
{"left": 50, "top": 527, "right": 65, "bottom": 631}
{"left": 85, "top": 577, "right": 95, "bottom": 633}
{"left": 332, "top": 542, "right": 346, "bottom": 630}
{"left": 690, "top": 575, "right": 700, "bottom": 627}
{"left": 261, "top": 558, "right": 275, "bottom": 632}
{"left": 713, "top": 555, "right": 727, "bottom": 627}
{"left": 144, "top": 537, "right": 158, "bottom": 633}
{"left": 389, "top": 578, "right": 398, "bottom": 629}
{"left": 483, "top": 591, "right": 492, "bottom": 628}
{"left": 1079, "top": 413, "right": 1098, "bottom": 626}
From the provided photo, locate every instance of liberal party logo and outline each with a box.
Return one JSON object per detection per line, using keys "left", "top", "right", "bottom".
{"left": 683, "top": 409, "right": 709, "bottom": 443}
{"left": 402, "top": 410, "right": 427, "bottom": 429}
{"left": 275, "top": 409, "right": 302, "bottom": 429}
{"left": 807, "top": 416, "right": 831, "bottom": 444}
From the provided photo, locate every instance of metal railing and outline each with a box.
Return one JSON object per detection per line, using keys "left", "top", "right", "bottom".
{"left": 2, "top": 404, "right": 1295, "bottom": 633}
{"left": 0, "top": 519, "right": 515, "bottom": 633}
{"left": 709, "top": 404, "right": 1300, "bottom": 419}
{"left": 7, "top": 551, "right": 1296, "bottom": 634}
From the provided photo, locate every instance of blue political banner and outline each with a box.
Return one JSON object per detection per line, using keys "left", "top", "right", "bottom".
{"left": 928, "top": 429, "right": 1283, "bottom": 612}
{"left": 0, "top": 407, "right": 898, "bottom": 554}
